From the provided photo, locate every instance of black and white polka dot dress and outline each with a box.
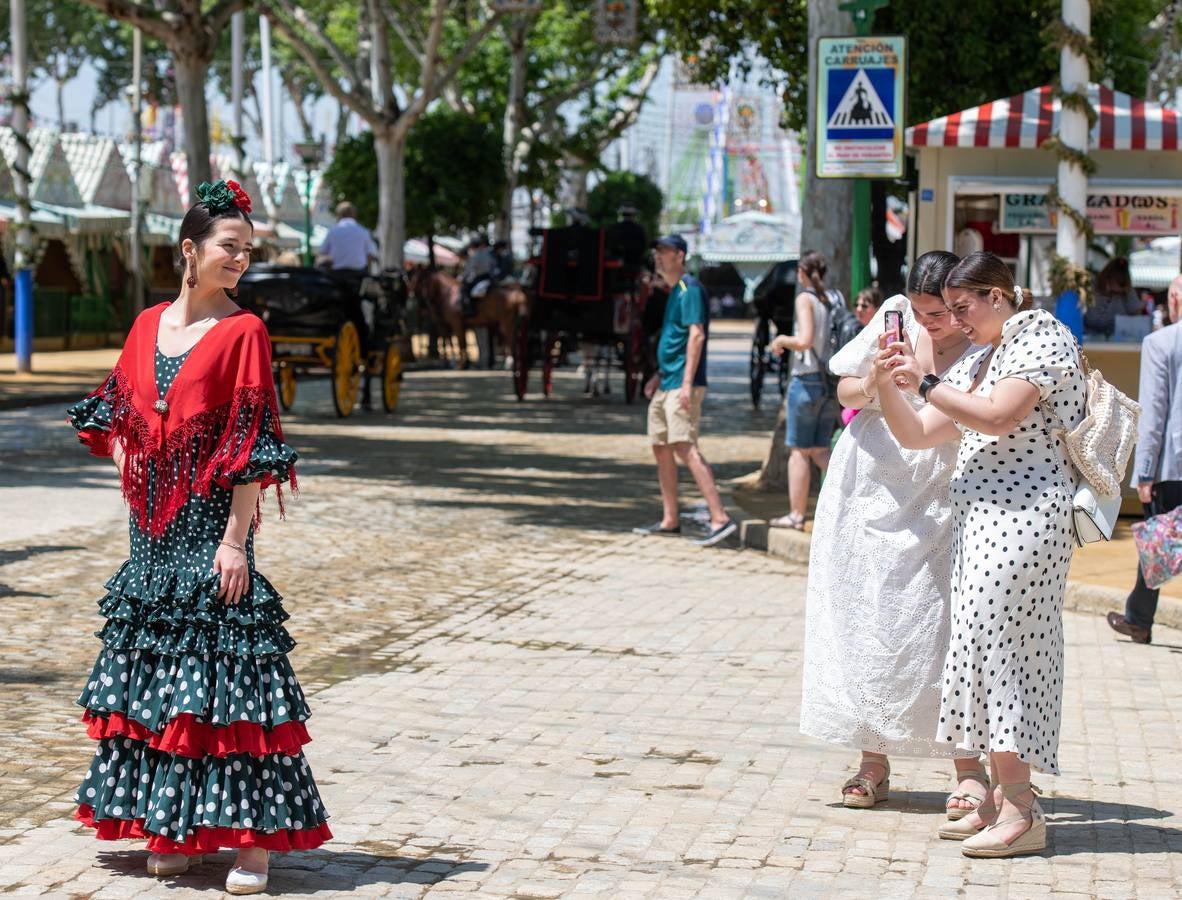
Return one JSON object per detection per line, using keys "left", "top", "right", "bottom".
{"left": 936, "top": 310, "right": 1086, "bottom": 775}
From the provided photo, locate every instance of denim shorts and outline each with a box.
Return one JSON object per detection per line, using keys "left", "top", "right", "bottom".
{"left": 786, "top": 372, "right": 840, "bottom": 448}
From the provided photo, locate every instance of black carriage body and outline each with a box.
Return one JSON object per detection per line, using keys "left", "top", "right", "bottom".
{"left": 532, "top": 225, "right": 634, "bottom": 341}
{"left": 752, "top": 260, "right": 798, "bottom": 335}
{"left": 235, "top": 264, "right": 409, "bottom": 417}
{"left": 514, "top": 224, "right": 648, "bottom": 402}
{"left": 236, "top": 264, "right": 406, "bottom": 340}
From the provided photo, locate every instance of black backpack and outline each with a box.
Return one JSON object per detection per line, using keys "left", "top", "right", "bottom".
{"left": 803, "top": 288, "right": 856, "bottom": 395}
{"left": 823, "top": 288, "right": 860, "bottom": 358}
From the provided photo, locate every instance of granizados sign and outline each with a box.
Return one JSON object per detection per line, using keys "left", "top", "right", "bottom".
{"left": 1000, "top": 192, "right": 1180, "bottom": 235}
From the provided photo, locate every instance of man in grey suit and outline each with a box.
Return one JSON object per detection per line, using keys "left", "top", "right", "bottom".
{"left": 1108, "top": 273, "right": 1182, "bottom": 644}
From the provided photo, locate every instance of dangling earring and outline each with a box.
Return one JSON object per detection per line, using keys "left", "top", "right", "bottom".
{"left": 227, "top": 286, "right": 239, "bottom": 300}
{"left": 186, "top": 260, "right": 197, "bottom": 289}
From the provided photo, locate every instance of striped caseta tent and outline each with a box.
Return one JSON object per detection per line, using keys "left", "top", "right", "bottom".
{"left": 906, "top": 83, "right": 1182, "bottom": 152}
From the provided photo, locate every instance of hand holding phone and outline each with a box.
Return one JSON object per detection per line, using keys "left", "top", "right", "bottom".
{"left": 883, "top": 310, "right": 903, "bottom": 345}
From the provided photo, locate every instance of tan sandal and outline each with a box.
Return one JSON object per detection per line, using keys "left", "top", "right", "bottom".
{"left": 147, "top": 853, "right": 202, "bottom": 876}
{"left": 769, "top": 514, "right": 806, "bottom": 530}
{"left": 946, "top": 765, "right": 990, "bottom": 821}
{"left": 841, "top": 758, "right": 890, "bottom": 809}
{"left": 961, "top": 783, "right": 1046, "bottom": 858}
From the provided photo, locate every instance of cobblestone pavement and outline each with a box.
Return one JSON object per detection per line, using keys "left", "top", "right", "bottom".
{"left": 0, "top": 324, "right": 1180, "bottom": 898}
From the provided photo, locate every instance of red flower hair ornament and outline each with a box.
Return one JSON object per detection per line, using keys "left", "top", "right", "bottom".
{"left": 195, "top": 179, "right": 252, "bottom": 216}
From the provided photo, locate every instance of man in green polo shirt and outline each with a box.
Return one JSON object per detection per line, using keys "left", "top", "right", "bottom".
{"left": 633, "top": 234, "right": 736, "bottom": 547}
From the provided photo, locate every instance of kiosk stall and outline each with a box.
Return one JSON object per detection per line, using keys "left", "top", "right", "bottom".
{"left": 905, "top": 83, "right": 1182, "bottom": 509}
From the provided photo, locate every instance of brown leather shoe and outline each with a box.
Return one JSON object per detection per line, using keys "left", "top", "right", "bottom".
{"left": 1107, "top": 612, "right": 1151, "bottom": 644}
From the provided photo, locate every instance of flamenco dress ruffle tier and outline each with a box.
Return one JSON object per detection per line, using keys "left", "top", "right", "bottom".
{"left": 67, "top": 355, "right": 331, "bottom": 855}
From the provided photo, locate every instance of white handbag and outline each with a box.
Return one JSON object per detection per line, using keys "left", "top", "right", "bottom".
{"left": 1071, "top": 483, "right": 1121, "bottom": 547}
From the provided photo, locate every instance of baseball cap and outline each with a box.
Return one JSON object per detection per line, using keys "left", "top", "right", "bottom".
{"left": 652, "top": 234, "right": 688, "bottom": 254}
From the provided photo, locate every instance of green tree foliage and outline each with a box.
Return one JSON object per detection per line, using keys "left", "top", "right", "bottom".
{"left": 322, "top": 132, "right": 380, "bottom": 229}
{"left": 88, "top": 27, "right": 175, "bottom": 130}
{"left": 405, "top": 109, "right": 504, "bottom": 239}
{"left": 649, "top": 0, "right": 1160, "bottom": 130}
{"left": 646, "top": 0, "right": 808, "bottom": 130}
{"left": 587, "top": 171, "right": 662, "bottom": 239}
{"left": 209, "top": 7, "right": 357, "bottom": 147}
{"left": 323, "top": 109, "right": 503, "bottom": 239}
{"left": 0, "top": 0, "right": 137, "bottom": 129}
{"left": 876, "top": 0, "right": 1161, "bottom": 124}
{"left": 453, "top": 1, "right": 662, "bottom": 199}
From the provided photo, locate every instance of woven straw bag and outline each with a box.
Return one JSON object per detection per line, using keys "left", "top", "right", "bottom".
{"left": 1036, "top": 332, "right": 1140, "bottom": 546}
{"left": 1060, "top": 359, "right": 1140, "bottom": 498}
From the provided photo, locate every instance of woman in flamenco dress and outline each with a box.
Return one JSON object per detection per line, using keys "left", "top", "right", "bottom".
{"left": 67, "top": 180, "right": 331, "bottom": 895}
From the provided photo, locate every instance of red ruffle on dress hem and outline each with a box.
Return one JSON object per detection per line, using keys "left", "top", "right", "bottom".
{"left": 83, "top": 711, "right": 311, "bottom": 758}
{"left": 76, "top": 805, "right": 332, "bottom": 855}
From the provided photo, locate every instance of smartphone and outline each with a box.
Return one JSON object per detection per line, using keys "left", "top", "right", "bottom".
{"left": 883, "top": 310, "right": 903, "bottom": 344}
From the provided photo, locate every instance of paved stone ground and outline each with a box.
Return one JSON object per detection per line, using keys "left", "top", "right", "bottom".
{"left": 0, "top": 324, "right": 1180, "bottom": 898}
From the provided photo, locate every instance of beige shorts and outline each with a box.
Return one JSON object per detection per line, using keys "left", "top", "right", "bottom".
{"left": 647, "top": 387, "right": 706, "bottom": 445}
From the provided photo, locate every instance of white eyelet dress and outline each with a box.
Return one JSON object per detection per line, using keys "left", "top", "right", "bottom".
{"left": 799, "top": 296, "right": 980, "bottom": 758}
{"left": 936, "top": 310, "right": 1086, "bottom": 774}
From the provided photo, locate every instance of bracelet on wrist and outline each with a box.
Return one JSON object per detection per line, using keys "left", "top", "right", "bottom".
{"left": 219, "top": 539, "right": 246, "bottom": 555}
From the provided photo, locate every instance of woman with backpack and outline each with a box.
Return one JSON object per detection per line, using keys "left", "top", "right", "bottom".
{"left": 798, "top": 251, "right": 993, "bottom": 825}
{"left": 769, "top": 251, "right": 842, "bottom": 530}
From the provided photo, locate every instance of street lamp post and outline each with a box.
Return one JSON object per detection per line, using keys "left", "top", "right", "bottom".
{"left": 293, "top": 140, "right": 324, "bottom": 267}
{"left": 839, "top": 0, "right": 889, "bottom": 296}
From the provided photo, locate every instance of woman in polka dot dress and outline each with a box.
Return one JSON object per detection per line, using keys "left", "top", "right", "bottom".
{"left": 874, "top": 252, "right": 1086, "bottom": 859}
{"left": 67, "top": 181, "right": 330, "bottom": 894}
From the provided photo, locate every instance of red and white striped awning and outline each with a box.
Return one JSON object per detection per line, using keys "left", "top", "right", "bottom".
{"left": 906, "top": 83, "right": 1182, "bottom": 151}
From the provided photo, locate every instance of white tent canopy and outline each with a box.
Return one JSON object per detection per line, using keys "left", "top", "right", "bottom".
{"left": 696, "top": 210, "right": 801, "bottom": 286}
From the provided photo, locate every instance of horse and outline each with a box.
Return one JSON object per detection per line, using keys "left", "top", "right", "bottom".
{"left": 410, "top": 266, "right": 525, "bottom": 369}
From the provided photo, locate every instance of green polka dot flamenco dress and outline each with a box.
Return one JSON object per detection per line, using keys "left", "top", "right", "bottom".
{"left": 66, "top": 303, "right": 331, "bottom": 855}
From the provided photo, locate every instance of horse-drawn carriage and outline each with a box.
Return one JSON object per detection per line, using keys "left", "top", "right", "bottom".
{"left": 236, "top": 265, "right": 409, "bottom": 417}
{"left": 748, "top": 260, "right": 798, "bottom": 409}
{"left": 513, "top": 224, "right": 649, "bottom": 402}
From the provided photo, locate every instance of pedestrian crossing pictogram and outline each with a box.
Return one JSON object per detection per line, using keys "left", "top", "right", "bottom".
{"left": 827, "top": 69, "right": 892, "bottom": 129}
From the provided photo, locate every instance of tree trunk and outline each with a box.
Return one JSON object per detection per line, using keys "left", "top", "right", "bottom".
{"left": 173, "top": 52, "right": 213, "bottom": 190}
{"left": 752, "top": 0, "right": 854, "bottom": 494}
{"left": 374, "top": 127, "right": 406, "bottom": 269}
{"left": 335, "top": 102, "right": 352, "bottom": 150}
{"left": 283, "top": 73, "right": 314, "bottom": 140}
{"left": 799, "top": 3, "right": 854, "bottom": 294}
{"left": 569, "top": 166, "right": 590, "bottom": 210}
{"left": 496, "top": 18, "right": 530, "bottom": 249}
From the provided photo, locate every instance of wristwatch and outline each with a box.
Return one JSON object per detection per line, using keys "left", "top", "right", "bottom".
{"left": 918, "top": 374, "right": 942, "bottom": 402}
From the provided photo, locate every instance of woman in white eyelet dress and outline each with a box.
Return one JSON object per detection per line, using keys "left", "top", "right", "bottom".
{"left": 800, "top": 251, "right": 984, "bottom": 811}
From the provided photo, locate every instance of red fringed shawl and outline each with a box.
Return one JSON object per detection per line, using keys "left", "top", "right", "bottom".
{"left": 75, "top": 303, "right": 295, "bottom": 536}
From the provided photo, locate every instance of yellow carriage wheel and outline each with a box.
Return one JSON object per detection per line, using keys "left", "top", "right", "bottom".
{"left": 381, "top": 343, "right": 403, "bottom": 413}
{"left": 277, "top": 366, "right": 297, "bottom": 411}
{"left": 331, "top": 320, "right": 362, "bottom": 418}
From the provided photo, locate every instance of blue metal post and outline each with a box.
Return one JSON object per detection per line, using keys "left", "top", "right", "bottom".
{"left": 14, "top": 267, "right": 33, "bottom": 371}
